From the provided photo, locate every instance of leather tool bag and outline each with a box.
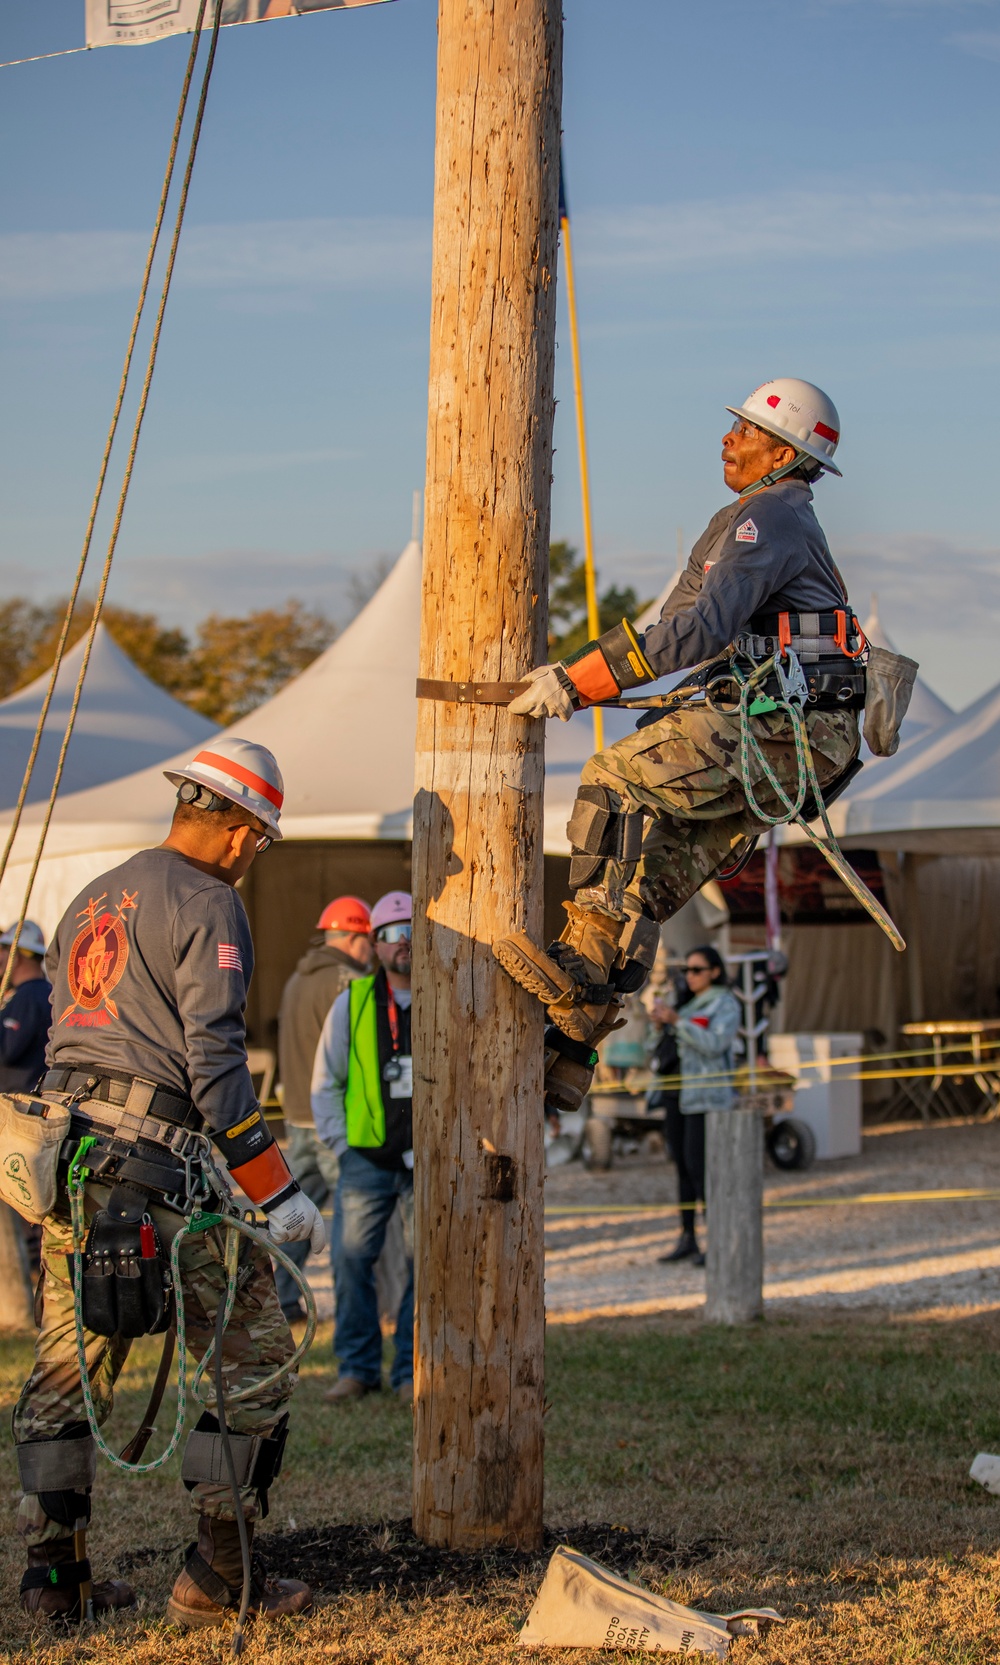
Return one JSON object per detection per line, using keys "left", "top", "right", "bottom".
{"left": 0, "top": 1092, "right": 71, "bottom": 1224}
{"left": 78, "top": 1182, "right": 173, "bottom": 1338}
{"left": 863, "top": 645, "right": 918, "bottom": 757}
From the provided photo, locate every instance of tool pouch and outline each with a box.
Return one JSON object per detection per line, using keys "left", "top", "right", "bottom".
{"left": 78, "top": 1183, "right": 173, "bottom": 1339}
{"left": 863, "top": 645, "right": 918, "bottom": 757}
{"left": 0, "top": 1092, "right": 71, "bottom": 1224}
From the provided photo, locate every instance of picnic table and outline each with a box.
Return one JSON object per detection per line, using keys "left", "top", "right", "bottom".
{"left": 893, "top": 1020, "right": 1000, "bottom": 1121}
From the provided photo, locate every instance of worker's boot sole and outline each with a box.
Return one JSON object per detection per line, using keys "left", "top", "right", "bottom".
{"left": 165, "top": 1580, "right": 313, "bottom": 1630}
{"left": 494, "top": 933, "right": 577, "bottom": 1006}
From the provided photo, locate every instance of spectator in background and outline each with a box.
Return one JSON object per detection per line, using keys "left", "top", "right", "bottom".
{"left": 312, "top": 890, "right": 414, "bottom": 1404}
{"left": 0, "top": 921, "right": 52, "bottom": 1092}
{"left": 654, "top": 945, "right": 740, "bottom": 1268}
{"left": 274, "top": 896, "right": 373, "bottom": 1322}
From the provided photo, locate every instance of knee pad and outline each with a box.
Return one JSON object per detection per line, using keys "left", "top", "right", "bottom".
{"left": 613, "top": 909, "right": 660, "bottom": 993}
{"left": 181, "top": 1411, "right": 289, "bottom": 1518}
{"left": 17, "top": 1427, "right": 96, "bottom": 1526}
{"left": 566, "top": 786, "right": 645, "bottom": 890}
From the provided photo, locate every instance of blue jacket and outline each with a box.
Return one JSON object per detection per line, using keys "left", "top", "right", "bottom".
{"left": 0, "top": 977, "right": 52, "bottom": 1093}
{"left": 675, "top": 985, "right": 741, "bottom": 1114}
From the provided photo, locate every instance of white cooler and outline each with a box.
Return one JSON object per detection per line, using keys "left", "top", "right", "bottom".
{"left": 767, "top": 1032, "right": 863, "bottom": 1159}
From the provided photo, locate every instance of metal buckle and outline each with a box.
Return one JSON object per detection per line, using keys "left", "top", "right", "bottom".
{"left": 773, "top": 649, "right": 809, "bottom": 707}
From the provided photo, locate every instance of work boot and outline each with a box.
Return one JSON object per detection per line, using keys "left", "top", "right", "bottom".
{"left": 495, "top": 903, "right": 626, "bottom": 1042}
{"left": 543, "top": 1001, "right": 626, "bottom": 1113}
{"left": 20, "top": 1538, "right": 135, "bottom": 1622}
{"left": 323, "top": 1376, "right": 380, "bottom": 1404}
{"left": 165, "top": 1516, "right": 312, "bottom": 1629}
{"left": 657, "top": 1231, "right": 700, "bottom": 1264}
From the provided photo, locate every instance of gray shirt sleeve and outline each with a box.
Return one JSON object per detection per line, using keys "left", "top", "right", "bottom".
{"left": 311, "top": 989, "right": 351, "bottom": 1154}
{"left": 641, "top": 496, "right": 808, "bottom": 676}
{"left": 172, "top": 886, "right": 258, "bottom": 1133}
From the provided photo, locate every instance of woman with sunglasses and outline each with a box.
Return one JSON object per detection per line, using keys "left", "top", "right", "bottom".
{"left": 652, "top": 946, "right": 740, "bottom": 1267}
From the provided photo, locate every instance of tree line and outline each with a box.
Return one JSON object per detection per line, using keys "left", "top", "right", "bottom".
{"left": 0, "top": 545, "right": 653, "bottom": 727}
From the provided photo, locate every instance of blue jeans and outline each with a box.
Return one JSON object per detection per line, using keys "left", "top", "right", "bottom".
{"left": 332, "top": 1147, "right": 414, "bottom": 1390}
{"left": 274, "top": 1126, "right": 340, "bottom": 1315}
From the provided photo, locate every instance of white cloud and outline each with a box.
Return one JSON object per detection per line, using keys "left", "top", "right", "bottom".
{"left": 0, "top": 216, "right": 431, "bottom": 302}
{"left": 952, "top": 29, "right": 1000, "bottom": 56}
{"left": 7, "top": 187, "right": 1000, "bottom": 303}
{"left": 574, "top": 190, "right": 1000, "bottom": 276}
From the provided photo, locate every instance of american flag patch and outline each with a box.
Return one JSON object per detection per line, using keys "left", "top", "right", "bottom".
{"left": 218, "top": 943, "right": 242, "bottom": 971}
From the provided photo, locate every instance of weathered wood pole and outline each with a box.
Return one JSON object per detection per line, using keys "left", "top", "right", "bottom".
{"left": 410, "top": 0, "right": 562, "bottom": 1550}
{"left": 704, "top": 1106, "right": 764, "bottom": 1325}
{"left": 0, "top": 1204, "right": 34, "bottom": 1330}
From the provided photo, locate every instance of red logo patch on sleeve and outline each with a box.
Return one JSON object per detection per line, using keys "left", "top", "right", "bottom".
{"left": 734, "top": 518, "right": 759, "bottom": 544}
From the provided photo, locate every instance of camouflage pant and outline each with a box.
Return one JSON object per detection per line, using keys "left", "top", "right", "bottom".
{"left": 13, "top": 1181, "right": 296, "bottom": 1545}
{"left": 580, "top": 703, "right": 860, "bottom": 919}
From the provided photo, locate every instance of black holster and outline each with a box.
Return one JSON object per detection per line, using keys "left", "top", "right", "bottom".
{"left": 74, "top": 1182, "right": 173, "bottom": 1338}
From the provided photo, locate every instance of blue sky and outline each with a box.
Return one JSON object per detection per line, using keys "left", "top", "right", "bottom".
{"left": 3, "top": 0, "right": 1000, "bottom": 706}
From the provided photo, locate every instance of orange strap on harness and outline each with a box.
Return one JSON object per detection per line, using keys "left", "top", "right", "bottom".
{"left": 777, "top": 613, "right": 792, "bottom": 657}
{"left": 834, "top": 609, "right": 867, "bottom": 659}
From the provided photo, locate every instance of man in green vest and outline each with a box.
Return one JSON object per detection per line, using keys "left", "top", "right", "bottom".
{"left": 311, "top": 890, "right": 413, "bottom": 1402}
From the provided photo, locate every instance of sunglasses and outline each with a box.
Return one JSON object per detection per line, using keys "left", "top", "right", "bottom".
{"left": 375, "top": 922, "right": 412, "bottom": 944}
{"left": 255, "top": 834, "right": 273, "bottom": 853}
{"left": 686, "top": 963, "right": 711, "bottom": 975}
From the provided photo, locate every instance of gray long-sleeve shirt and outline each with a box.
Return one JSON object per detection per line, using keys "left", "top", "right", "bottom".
{"left": 640, "top": 479, "right": 847, "bottom": 677}
{"left": 311, "top": 982, "right": 412, "bottom": 1157}
{"left": 46, "top": 845, "right": 257, "bottom": 1133}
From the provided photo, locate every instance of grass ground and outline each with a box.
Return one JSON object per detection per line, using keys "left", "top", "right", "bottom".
{"left": 3, "top": 1308, "right": 1000, "bottom": 1661}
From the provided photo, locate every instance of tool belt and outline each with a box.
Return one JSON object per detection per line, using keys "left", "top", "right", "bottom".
{"left": 44, "top": 1069, "right": 215, "bottom": 1216}
{"left": 43, "top": 1066, "right": 201, "bottom": 1129}
{"left": 726, "top": 609, "right": 867, "bottom": 712}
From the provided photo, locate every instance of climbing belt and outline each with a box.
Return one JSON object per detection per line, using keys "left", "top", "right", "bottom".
{"left": 66, "top": 1138, "right": 317, "bottom": 1479}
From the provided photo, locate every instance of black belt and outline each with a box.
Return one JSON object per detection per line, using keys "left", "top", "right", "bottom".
{"left": 43, "top": 1068, "right": 200, "bottom": 1131}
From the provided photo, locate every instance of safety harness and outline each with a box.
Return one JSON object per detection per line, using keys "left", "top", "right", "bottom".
{"left": 15, "top": 1080, "right": 316, "bottom": 1643}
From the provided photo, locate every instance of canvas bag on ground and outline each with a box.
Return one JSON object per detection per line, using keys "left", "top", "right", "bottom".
{"left": 863, "top": 645, "right": 918, "bottom": 758}
{"left": 0, "top": 1093, "right": 71, "bottom": 1224}
{"left": 518, "top": 1546, "right": 782, "bottom": 1657}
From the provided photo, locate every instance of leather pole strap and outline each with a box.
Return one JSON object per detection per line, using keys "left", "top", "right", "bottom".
{"left": 416, "top": 678, "right": 529, "bottom": 704}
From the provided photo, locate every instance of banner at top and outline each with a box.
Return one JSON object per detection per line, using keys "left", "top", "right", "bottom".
{"left": 85, "top": 0, "right": 394, "bottom": 49}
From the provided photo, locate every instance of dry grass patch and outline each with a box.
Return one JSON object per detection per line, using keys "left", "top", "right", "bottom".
{"left": 3, "top": 1309, "right": 1000, "bottom": 1661}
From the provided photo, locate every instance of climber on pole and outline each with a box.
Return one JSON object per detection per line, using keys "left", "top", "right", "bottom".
{"left": 495, "top": 379, "right": 865, "bottom": 1116}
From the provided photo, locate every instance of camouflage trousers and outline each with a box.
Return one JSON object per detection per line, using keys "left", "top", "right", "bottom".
{"left": 580, "top": 702, "right": 860, "bottom": 920}
{"left": 13, "top": 1181, "right": 296, "bottom": 1545}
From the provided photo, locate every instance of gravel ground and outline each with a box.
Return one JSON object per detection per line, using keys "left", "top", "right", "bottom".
{"left": 300, "top": 1119, "right": 1000, "bottom": 1325}
{"left": 544, "top": 1117, "right": 1000, "bottom": 1321}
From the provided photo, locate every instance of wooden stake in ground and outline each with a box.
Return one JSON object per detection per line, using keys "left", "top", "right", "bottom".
{"left": 704, "top": 1106, "right": 764, "bottom": 1326}
{"left": 0, "top": 1203, "right": 34, "bottom": 1330}
{"left": 411, "top": 0, "right": 562, "bottom": 1550}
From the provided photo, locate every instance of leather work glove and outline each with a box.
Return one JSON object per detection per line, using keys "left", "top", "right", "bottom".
{"left": 508, "top": 664, "right": 576, "bottom": 721}
{"left": 266, "top": 1189, "right": 326, "bottom": 1254}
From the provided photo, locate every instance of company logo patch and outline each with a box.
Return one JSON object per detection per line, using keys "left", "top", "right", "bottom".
{"left": 703, "top": 560, "right": 716, "bottom": 572}
{"left": 766, "top": 394, "right": 781, "bottom": 408}
{"left": 59, "top": 888, "right": 138, "bottom": 1026}
{"left": 734, "top": 518, "right": 759, "bottom": 544}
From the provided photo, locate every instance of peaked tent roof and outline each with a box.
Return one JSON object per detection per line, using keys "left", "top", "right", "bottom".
{"left": 0, "top": 622, "right": 218, "bottom": 810}
{"left": 861, "top": 596, "right": 952, "bottom": 744}
{"left": 828, "top": 676, "right": 1000, "bottom": 854}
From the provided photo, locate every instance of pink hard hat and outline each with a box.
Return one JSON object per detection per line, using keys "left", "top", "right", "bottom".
{"left": 317, "top": 896, "right": 371, "bottom": 934}
{"left": 370, "top": 890, "right": 412, "bottom": 931}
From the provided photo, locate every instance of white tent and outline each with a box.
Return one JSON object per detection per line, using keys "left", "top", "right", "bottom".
{"left": 0, "top": 623, "right": 217, "bottom": 810}
{"left": 860, "top": 596, "right": 952, "bottom": 746}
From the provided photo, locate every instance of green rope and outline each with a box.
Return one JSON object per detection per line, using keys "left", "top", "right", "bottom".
{"left": 66, "top": 1144, "right": 318, "bottom": 1476}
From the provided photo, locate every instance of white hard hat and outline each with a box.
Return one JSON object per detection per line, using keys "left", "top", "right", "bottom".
{"left": 726, "top": 378, "right": 842, "bottom": 476}
{"left": 0, "top": 920, "right": 46, "bottom": 956}
{"left": 164, "top": 737, "right": 285, "bottom": 841}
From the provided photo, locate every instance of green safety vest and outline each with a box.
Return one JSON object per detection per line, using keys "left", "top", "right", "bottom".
{"left": 344, "top": 974, "right": 386, "bottom": 1148}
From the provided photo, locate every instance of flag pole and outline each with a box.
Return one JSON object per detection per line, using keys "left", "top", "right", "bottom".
{"left": 560, "top": 159, "right": 603, "bottom": 753}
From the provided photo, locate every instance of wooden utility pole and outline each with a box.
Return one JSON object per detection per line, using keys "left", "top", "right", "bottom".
{"left": 0, "top": 1204, "right": 34, "bottom": 1330}
{"left": 411, "top": 0, "right": 562, "bottom": 1550}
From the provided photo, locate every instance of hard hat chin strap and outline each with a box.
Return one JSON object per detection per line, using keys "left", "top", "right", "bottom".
{"left": 740, "top": 450, "right": 807, "bottom": 498}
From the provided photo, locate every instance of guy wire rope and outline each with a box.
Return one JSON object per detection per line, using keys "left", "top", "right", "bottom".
{"left": 0, "top": 3, "right": 210, "bottom": 910}
{"left": 0, "top": 0, "right": 225, "bottom": 1003}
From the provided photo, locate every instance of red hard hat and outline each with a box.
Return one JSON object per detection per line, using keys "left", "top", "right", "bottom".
{"left": 317, "top": 896, "right": 371, "bottom": 934}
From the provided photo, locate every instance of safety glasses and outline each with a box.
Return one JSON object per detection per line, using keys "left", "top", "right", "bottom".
{"left": 255, "top": 834, "right": 273, "bottom": 853}
{"left": 375, "top": 922, "right": 412, "bottom": 944}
